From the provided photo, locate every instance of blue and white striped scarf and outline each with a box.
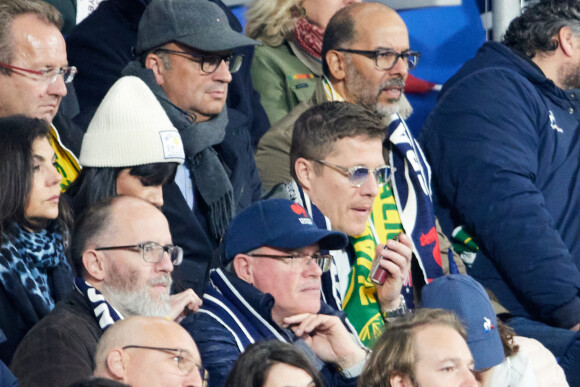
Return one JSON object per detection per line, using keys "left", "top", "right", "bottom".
{"left": 74, "top": 277, "right": 124, "bottom": 331}
{"left": 387, "top": 113, "right": 444, "bottom": 282}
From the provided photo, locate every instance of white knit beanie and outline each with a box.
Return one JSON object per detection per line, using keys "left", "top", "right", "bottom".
{"left": 79, "top": 76, "right": 185, "bottom": 167}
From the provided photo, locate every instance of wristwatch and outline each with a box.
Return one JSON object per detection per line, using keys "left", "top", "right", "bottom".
{"left": 381, "top": 295, "right": 408, "bottom": 322}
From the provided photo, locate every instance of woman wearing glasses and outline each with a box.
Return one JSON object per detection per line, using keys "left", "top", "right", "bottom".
{"left": 0, "top": 115, "right": 74, "bottom": 365}
{"left": 67, "top": 76, "right": 185, "bottom": 219}
{"left": 245, "top": 0, "right": 361, "bottom": 125}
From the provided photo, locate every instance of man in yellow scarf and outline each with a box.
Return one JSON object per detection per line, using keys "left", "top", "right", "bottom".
{"left": 264, "top": 2, "right": 461, "bottom": 347}
{"left": 0, "top": 0, "right": 80, "bottom": 191}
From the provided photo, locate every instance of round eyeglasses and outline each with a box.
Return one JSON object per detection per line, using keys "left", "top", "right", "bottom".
{"left": 0, "top": 62, "right": 77, "bottom": 84}
{"left": 315, "top": 160, "right": 395, "bottom": 188}
{"left": 95, "top": 242, "right": 183, "bottom": 266}
{"left": 247, "top": 252, "right": 333, "bottom": 273}
{"left": 334, "top": 48, "right": 421, "bottom": 71}
{"left": 122, "top": 345, "right": 208, "bottom": 385}
{"left": 154, "top": 48, "right": 243, "bottom": 74}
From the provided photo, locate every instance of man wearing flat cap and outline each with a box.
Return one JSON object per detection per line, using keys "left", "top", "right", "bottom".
{"left": 123, "top": 0, "right": 263, "bottom": 297}
{"left": 182, "top": 199, "right": 369, "bottom": 387}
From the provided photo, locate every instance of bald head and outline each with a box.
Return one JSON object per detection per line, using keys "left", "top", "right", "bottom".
{"left": 105, "top": 195, "right": 169, "bottom": 244}
{"left": 102, "top": 196, "right": 168, "bottom": 242}
{"left": 351, "top": 3, "right": 406, "bottom": 38}
{"left": 322, "top": 2, "right": 405, "bottom": 77}
{"left": 94, "top": 316, "right": 204, "bottom": 387}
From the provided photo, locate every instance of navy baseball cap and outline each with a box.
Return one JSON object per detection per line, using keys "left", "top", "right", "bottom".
{"left": 421, "top": 274, "right": 505, "bottom": 370}
{"left": 222, "top": 199, "right": 348, "bottom": 264}
{"left": 136, "top": 0, "right": 258, "bottom": 55}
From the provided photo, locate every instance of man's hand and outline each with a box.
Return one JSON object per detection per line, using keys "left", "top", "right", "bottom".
{"left": 373, "top": 233, "right": 413, "bottom": 312}
{"left": 283, "top": 313, "right": 367, "bottom": 370}
{"left": 168, "top": 288, "right": 202, "bottom": 322}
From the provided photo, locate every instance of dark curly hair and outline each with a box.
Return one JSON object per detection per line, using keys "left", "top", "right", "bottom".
{"left": 503, "top": 0, "right": 580, "bottom": 58}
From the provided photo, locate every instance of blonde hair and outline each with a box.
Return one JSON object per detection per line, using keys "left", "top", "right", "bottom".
{"left": 245, "top": 0, "right": 301, "bottom": 46}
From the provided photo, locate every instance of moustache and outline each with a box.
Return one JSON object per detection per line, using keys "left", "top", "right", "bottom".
{"left": 379, "top": 78, "right": 406, "bottom": 92}
{"left": 148, "top": 274, "right": 173, "bottom": 288}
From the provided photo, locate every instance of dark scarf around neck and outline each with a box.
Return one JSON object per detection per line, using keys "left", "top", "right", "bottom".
{"left": 123, "top": 62, "right": 235, "bottom": 239}
{"left": 74, "top": 277, "right": 123, "bottom": 331}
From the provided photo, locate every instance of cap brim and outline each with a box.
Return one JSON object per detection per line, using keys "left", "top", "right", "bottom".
{"left": 267, "top": 228, "right": 349, "bottom": 251}
{"left": 176, "top": 30, "right": 259, "bottom": 52}
{"left": 470, "top": 334, "right": 505, "bottom": 370}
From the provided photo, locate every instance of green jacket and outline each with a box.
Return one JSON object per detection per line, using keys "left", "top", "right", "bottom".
{"left": 255, "top": 78, "right": 326, "bottom": 191}
{"left": 250, "top": 39, "right": 322, "bottom": 125}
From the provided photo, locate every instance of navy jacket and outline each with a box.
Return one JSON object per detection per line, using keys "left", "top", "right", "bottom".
{"left": 182, "top": 269, "right": 358, "bottom": 387}
{"left": 420, "top": 41, "right": 580, "bottom": 328}
{"left": 0, "top": 359, "right": 17, "bottom": 387}
{"left": 0, "top": 334, "right": 16, "bottom": 387}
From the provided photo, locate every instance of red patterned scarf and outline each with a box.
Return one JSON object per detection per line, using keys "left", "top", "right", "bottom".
{"left": 293, "top": 18, "right": 324, "bottom": 60}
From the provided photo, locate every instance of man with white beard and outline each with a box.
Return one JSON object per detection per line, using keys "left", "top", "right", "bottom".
{"left": 11, "top": 196, "right": 201, "bottom": 387}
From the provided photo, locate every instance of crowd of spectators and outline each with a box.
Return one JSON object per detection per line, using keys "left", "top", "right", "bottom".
{"left": 1, "top": 0, "right": 580, "bottom": 386}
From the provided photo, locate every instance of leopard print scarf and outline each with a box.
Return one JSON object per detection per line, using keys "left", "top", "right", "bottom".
{"left": 0, "top": 222, "right": 72, "bottom": 322}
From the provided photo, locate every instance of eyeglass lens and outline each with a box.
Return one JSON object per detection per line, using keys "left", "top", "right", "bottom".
{"left": 201, "top": 54, "right": 242, "bottom": 74}
{"left": 175, "top": 352, "right": 206, "bottom": 378}
{"left": 350, "top": 166, "right": 391, "bottom": 187}
{"left": 142, "top": 243, "right": 183, "bottom": 265}
{"left": 42, "top": 67, "right": 77, "bottom": 84}
{"left": 376, "top": 51, "right": 419, "bottom": 70}
{"left": 290, "top": 254, "right": 332, "bottom": 272}
{"left": 58, "top": 67, "right": 77, "bottom": 84}
{"left": 178, "top": 356, "right": 209, "bottom": 386}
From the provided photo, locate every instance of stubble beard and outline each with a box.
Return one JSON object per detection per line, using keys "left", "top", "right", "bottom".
{"left": 560, "top": 60, "right": 580, "bottom": 90}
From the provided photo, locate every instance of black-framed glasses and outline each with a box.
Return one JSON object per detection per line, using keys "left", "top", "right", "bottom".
{"left": 0, "top": 62, "right": 77, "bottom": 84}
{"left": 247, "top": 252, "right": 333, "bottom": 273}
{"left": 155, "top": 48, "right": 243, "bottom": 74}
{"left": 122, "top": 345, "right": 208, "bottom": 385}
{"left": 95, "top": 242, "right": 183, "bottom": 266}
{"left": 315, "top": 160, "right": 394, "bottom": 188}
{"left": 334, "top": 48, "right": 421, "bottom": 71}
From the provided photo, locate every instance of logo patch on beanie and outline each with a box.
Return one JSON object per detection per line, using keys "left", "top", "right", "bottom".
{"left": 160, "top": 131, "right": 185, "bottom": 160}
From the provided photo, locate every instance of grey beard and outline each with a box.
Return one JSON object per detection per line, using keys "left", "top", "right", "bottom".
{"left": 375, "top": 93, "right": 413, "bottom": 120}
{"left": 343, "top": 56, "right": 413, "bottom": 120}
{"left": 560, "top": 61, "right": 580, "bottom": 90}
{"left": 101, "top": 277, "right": 172, "bottom": 318}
